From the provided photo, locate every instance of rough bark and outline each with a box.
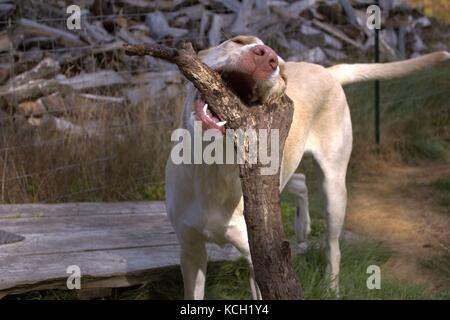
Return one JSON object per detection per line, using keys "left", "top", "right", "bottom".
{"left": 124, "top": 42, "right": 303, "bottom": 299}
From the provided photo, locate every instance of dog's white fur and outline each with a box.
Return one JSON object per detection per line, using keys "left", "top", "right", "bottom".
{"left": 165, "top": 35, "right": 449, "bottom": 299}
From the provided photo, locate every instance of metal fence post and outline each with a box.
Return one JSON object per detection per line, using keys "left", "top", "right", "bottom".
{"left": 374, "top": 0, "right": 380, "bottom": 146}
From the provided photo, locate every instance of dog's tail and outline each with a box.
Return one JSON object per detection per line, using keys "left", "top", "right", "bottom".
{"left": 327, "top": 51, "right": 450, "bottom": 86}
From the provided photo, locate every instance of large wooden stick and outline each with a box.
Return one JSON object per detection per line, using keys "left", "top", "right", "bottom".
{"left": 124, "top": 43, "right": 247, "bottom": 128}
{"left": 124, "top": 43, "right": 303, "bottom": 299}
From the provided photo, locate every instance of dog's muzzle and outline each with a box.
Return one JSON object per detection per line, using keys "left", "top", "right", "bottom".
{"left": 193, "top": 44, "right": 280, "bottom": 132}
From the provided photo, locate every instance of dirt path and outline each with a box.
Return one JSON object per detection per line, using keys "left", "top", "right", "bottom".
{"left": 346, "top": 162, "right": 450, "bottom": 293}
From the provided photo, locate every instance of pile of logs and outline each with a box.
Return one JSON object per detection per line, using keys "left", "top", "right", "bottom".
{"left": 0, "top": 0, "right": 447, "bottom": 132}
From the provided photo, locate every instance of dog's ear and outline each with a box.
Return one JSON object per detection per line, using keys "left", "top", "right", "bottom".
{"left": 197, "top": 48, "right": 211, "bottom": 60}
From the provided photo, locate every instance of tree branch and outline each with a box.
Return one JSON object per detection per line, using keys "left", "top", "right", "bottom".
{"left": 124, "top": 43, "right": 247, "bottom": 129}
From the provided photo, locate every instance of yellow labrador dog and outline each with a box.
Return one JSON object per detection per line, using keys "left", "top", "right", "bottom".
{"left": 165, "top": 35, "right": 449, "bottom": 299}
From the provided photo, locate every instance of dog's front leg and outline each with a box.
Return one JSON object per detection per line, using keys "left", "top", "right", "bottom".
{"left": 180, "top": 237, "right": 207, "bottom": 300}
{"left": 225, "top": 224, "right": 262, "bottom": 300}
{"left": 246, "top": 257, "right": 263, "bottom": 300}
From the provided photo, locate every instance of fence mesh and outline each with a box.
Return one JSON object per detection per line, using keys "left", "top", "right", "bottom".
{"left": 0, "top": 0, "right": 448, "bottom": 203}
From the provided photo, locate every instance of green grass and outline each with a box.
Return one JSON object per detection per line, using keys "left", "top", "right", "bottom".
{"left": 345, "top": 61, "right": 450, "bottom": 164}
{"left": 129, "top": 241, "right": 438, "bottom": 300}
{"left": 138, "top": 183, "right": 166, "bottom": 201}
{"left": 420, "top": 254, "right": 450, "bottom": 294}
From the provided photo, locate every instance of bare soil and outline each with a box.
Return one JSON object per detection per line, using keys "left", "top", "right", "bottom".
{"left": 346, "top": 161, "right": 450, "bottom": 293}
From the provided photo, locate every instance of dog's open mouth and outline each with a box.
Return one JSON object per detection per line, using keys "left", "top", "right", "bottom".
{"left": 194, "top": 70, "right": 258, "bottom": 132}
{"left": 219, "top": 70, "right": 258, "bottom": 105}
{"left": 194, "top": 95, "right": 227, "bottom": 132}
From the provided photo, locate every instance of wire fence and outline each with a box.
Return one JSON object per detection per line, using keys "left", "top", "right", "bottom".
{"left": 0, "top": 0, "right": 448, "bottom": 203}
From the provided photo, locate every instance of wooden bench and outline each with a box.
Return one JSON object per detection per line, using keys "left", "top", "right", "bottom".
{"left": 0, "top": 201, "right": 241, "bottom": 298}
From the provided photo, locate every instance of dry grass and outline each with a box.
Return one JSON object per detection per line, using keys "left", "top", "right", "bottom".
{"left": 408, "top": 0, "right": 450, "bottom": 23}
{"left": 0, "top": 87, "right": 184, "bottom": 203}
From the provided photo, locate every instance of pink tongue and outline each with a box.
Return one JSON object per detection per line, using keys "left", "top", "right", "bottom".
{"left": 195, "top": 98, "right": 224, "bottom": 132}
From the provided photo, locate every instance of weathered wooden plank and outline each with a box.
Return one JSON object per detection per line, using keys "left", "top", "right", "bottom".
{"left": 0, "top": 201, "right": 165, "bottom": 219}
{"left": 0, "top": 213, "right": 170, "bottom": 234}
{"left": 0, "top": 244, "right": 240, "bottom": 295}
{"left": 0, "top": 201, "right": 241, "bottom": 297}
{"left": 0, "top": 228, "right": 178, "bottom": 257}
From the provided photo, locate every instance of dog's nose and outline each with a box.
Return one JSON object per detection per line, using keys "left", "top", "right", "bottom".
{"left": 251, "top": 45, "right": 278, "bottom": 71}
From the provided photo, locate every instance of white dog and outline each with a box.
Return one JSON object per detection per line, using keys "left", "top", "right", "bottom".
{"left": 165, "top": 35, "right": 449, "bottom": 299}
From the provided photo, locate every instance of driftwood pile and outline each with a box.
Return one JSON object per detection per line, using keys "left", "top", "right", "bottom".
{"left": 0, "top": 0, "right": 447, "bottom": 133}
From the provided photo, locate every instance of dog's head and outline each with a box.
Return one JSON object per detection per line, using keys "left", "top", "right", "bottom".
{"left": 190, "top": 35, "right": 287, "bottom": 132}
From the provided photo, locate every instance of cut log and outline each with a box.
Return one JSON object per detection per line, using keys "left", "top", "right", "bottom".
{"left": 338, "top": 0, "right": 358, "bottom": 26}
{"left": 0, "top": 2, "right": 14, "bottom": 21}
{"left": 124, "top": 83, "right": 181, "bottom": 106}
{"left": 273, "top": 0, "right": 316, "bottom": 19}
{"left": 165, "top": 4, "right": 205, "bottom": 20}
{"left": 199, "top": 10, "right": 211, "bottom": 48}
{"left": 213, "top": 0, "right": 241, "bottom": 13}
{"left": 124, "top": 71, "right": 182, "bottom": 105}
{"left": 230, "top": 0, "right": 254, "bottom": 33}
{"left": 312, "top": 19, "right": 364, "bottom": 49}
{"left": 37, "top": 92, "right": 67, "bottom": 115}
{"left": 0, "top": 78, "right": 60, "bottom": 108}
{"left": 130, "top": 30, "right": 157, "bottom": 46}
{"left": 130, "top": 70, "right": 181, "bottom": 85}
{"left": 324, "top": 48, "right": 347, "bottom": 61}
{"left": 255, "top": 0, "right": 268, "bottom": 9}
{"left": 56, "top": 70, "right": 127, "bottom": 91}
{"left": 82, "top": 20, "right": 115, "bottom": 44}
{"left": 51, "top": 116, "right": 97, "bottom": 136}
{"left": 412, "top": 33, "right": 427, "bottom": 53}
{"left": 146, "top": 11, "right": 189, "bottom": 39}
{"left": 117, "top": 28, "right": 142, "bottom": 45}
{"left": 0, "top": 68, "right": 129, "bottom": 108}
{"left": 0, "top": 31, "right": 12, "bottom": 52}
{"left": 19, "top": 36, "right": 56, "bottom": 51}
{"left": 79, "top": 94, "right": 126, "bottom": 104}
{"left": 208, "top": 14, "right": 223, "bottom": 47}
{"left": 116, "top": 0, "right": 187, "bottom": 13}
{"left": 16, "top": 18, "right": 86, "bottom": 47}
{"left": 7, "top": 57, "right": 60, "bottom": 88}
{"left": 289, "top": 47, "right": 327, "bottom": 64}
{"left": 54, "top": 41, "right": 125, "bottom": 66}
